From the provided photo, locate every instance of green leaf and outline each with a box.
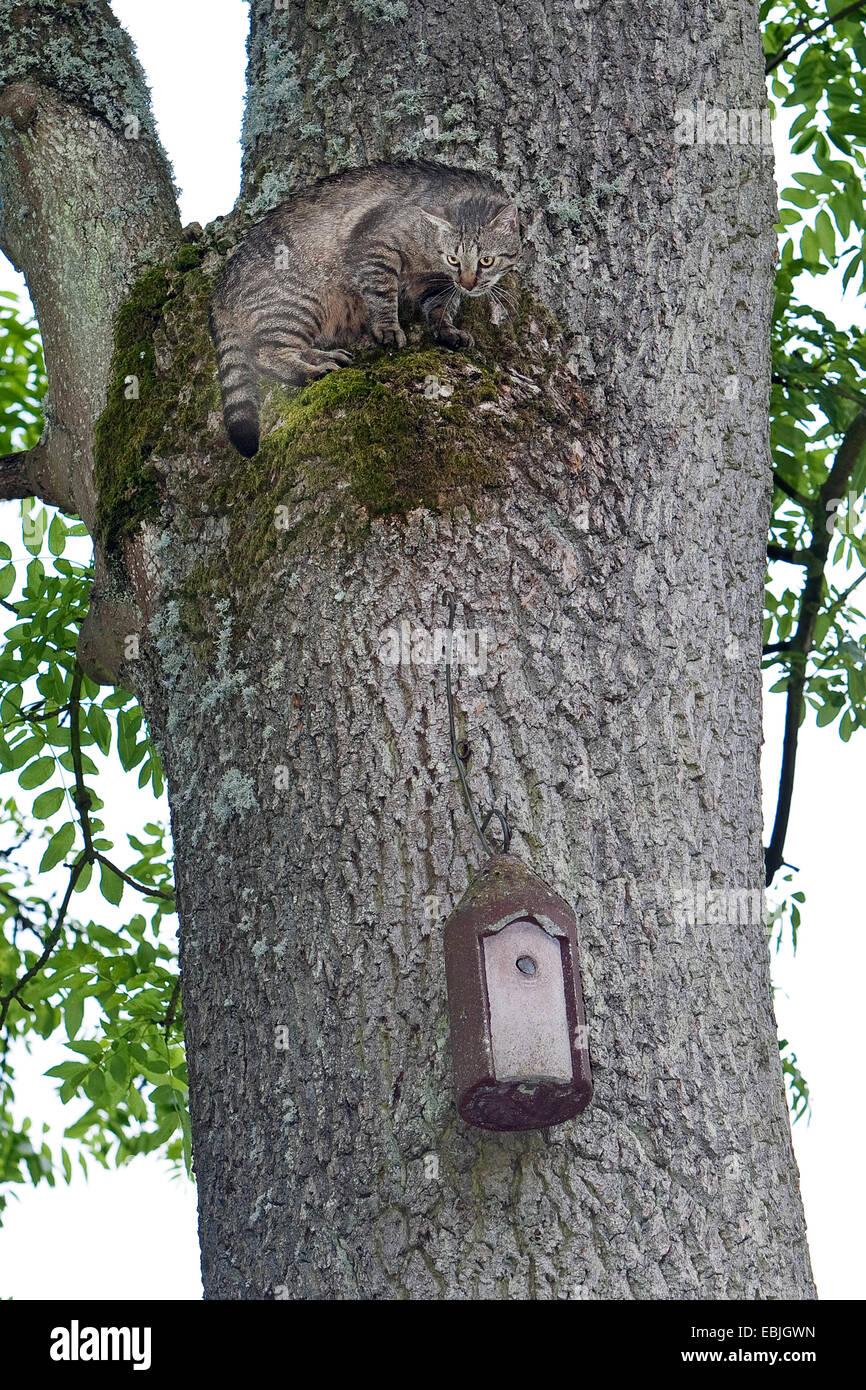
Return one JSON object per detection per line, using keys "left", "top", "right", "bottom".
{"left": 800, "top": 224, "right": 820, "bottom": 263}
{"left": 48, "top": 514, "right": 66, "bottom": 557}
{"left": 18, "top": 756, "right": 55, "bottom": 789}
{"left": 109, "top": 1048, "right": 130, "bottom": 1087}
{"left": 814, "top": 209, "right": 836, "bottom": 263}
{"left": 58, "top": 750, "right": 98, "bottom": 777}
{"left": 86, "top": 705, "right": 112, "bottom": 756}
{"left": 99, "top": 861, "right": 124, "bottom": 907}
{"left": 842, "top": 251, "right": 862, "bottom": 290}
{"left": 816, "top": 698, "right": 841, "bottom": 726}
{"left": 45, "top": 1061, "right": 90, "bottom": 1081}
{"left": 39, "top": 822, "right": 76, "bottom": 873}
{"left": 72, "top": 860, "right": 93, "bottom": 893}
{"left": 781, "top": 187, "right": 819, "bottom": 209}
{"left": 82, "top": 1068, "right": 106, "bottom": 1104}
{"left": 22, "top": 508, "right": 45, "bottom": 556}
{"left": 32, "top": 786, "right": 65, "bottom": 819}
{"left": 117, "top": 709, "right": 146, "bottom": 771}
{"left": 64, "top": 993, "right": 84, "bottom": 1040}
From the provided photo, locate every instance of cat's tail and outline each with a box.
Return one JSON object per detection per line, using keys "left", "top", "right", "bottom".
{"left": 209, "top": 303, "right": 261, "bottom": 458}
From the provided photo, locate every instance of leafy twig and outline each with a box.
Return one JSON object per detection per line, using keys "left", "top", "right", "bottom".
{"left": 93, "top": 852, "right": 174, "bottom": 903}
{"left": 765, "top": 0, "right": 866, "bottom": 74}
{"left": 765, "top": 412, "right": 866, "bottom": 884}
{"left": 0, "top": 668, "right": 174, "bottom": 1033}
{"left": 0, "top": 856, "right": 85, "bottom": 1030}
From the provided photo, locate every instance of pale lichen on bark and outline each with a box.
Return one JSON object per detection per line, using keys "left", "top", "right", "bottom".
{"left": 0, "top": 0, "right": 161, "bottom": 142}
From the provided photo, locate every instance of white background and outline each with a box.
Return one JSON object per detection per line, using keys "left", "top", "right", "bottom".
{"left": 0, "top": 0, "right": 862, "bottom": 1300}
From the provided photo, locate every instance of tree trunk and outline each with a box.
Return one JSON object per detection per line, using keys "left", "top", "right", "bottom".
{"left": 0, "top": 0, "right": 815, "bottom": 1299}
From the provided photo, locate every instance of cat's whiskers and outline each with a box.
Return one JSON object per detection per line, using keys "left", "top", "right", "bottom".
{"left": 492, "top": 277, "right": 518, "bottom": 304}
{"left": 488, "top": 284, "right": 514, "bottom": 320}
{"left": 442, "top": 287, "right": 462, "bottom": 322}
{"left": 425, "top": 284, "right": 457, "bottom": 308}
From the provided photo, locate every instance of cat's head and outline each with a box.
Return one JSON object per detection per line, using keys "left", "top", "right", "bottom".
{"left": 418, "top": 201, "right": 521, "bottom": 296}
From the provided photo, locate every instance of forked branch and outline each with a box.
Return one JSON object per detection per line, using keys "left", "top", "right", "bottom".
{"left": 765, "top": 412, "right": 866, "bottom": 884}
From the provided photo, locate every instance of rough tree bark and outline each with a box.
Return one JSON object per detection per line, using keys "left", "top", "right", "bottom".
{"left": 0, "top": 0, "right": 815, "bottom": 1299}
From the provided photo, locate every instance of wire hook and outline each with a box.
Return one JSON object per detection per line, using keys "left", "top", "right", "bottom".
{"left": 442, "top": 591, "right": 512, "bottom": 857}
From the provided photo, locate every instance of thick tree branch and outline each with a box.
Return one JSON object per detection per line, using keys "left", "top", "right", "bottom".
{"left": 0, "top": 451, "right": 36, "bottom": 500}
{"left": 0, "top": 1, "right": 182, "bottom": 681}
{"left": 767, "top": 542, "right": 810, "bottom": 565}
{"left": 765, "top": 412, "right": 866, "bottom": 884}
{"left": 0, "top": 439, "right": 72, "bottom": 509}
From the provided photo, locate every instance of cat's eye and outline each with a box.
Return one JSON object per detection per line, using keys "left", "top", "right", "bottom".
{"left": 446, "top": 254, "right": 460, "bottom": 265}
{"left": 479, "top": 256, "right": 495, "bottom": 267}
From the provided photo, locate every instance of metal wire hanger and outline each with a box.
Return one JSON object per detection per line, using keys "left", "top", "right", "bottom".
{"left": 442, "top": 590, "right": 512, "bottom": 858}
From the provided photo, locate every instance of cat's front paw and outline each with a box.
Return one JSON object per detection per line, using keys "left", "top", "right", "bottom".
{"left": 372, "top": 324, "right": 407, "bottom": 348}
{"left": 438, "top": 326, "right": 474, "bottom": 350}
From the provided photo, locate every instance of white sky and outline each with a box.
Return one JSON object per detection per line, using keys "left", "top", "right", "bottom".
{"left": 0, "top": 0, "right": 863, "bottom": 1300}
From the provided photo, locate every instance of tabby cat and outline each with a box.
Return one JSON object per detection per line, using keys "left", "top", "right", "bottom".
{"left": 209, "top": 161, "right": 521, "bottom": 457}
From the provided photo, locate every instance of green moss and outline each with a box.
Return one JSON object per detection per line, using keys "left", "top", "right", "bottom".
{"left": 195, "top": 279, "right": 572, "bottom": 621}
{"left": 92, "top": 266, "right": 168, "bottom": 552}
{"left": 95, "top": 247, "right": 579, "bottom": 653}
{"left": 94, "top": 254, "right": 560, "bottom": 565}
{"left": 257, "top": 350, "right": 504, "bottom": 517}
{"left": 173, "top": 242, "right": 206, "bottom": 273}
{"left": 93, "top": 240, "right": 226, "bottom": 555}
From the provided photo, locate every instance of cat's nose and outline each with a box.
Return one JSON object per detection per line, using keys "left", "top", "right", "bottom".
{"left": 459, "top": 271, "right": 476, "bottom": 290}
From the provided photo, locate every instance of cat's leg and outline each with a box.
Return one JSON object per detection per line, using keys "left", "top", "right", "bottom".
{"left": 299, "top": 348, "right": 355, "bottom": 369}
{"left": 419, "top": 285, "right": 474, "bottom": 350}
{"left": 357, "top": 250, "right": 407, "bottom": 348}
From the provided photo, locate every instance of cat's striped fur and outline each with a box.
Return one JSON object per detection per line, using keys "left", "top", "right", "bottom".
{"left": 209, "top": 161, "right": 521, "bottom": 457}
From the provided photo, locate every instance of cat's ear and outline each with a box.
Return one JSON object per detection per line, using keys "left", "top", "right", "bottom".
{"left": 417, "top": 208, "right": 455, "bottom": 235}
{"left": 489, "top": 203, "right": 519, "bottom": 234}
